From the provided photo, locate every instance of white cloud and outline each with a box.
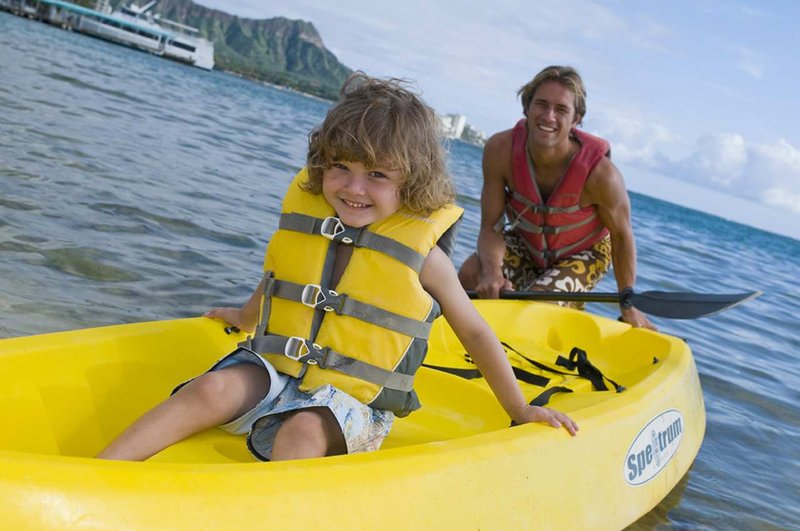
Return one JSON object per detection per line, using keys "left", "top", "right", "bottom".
{"left": 749, "top": 139, "right": 800, "bottom": 213}
{"left": 627, "top": 130, "right": 800, "bottom": 215}
{"left": 594, "top": 109, "right": 800, "bottom": 215}
{"left": 589, "top": 108, "right": 676, "bottom": 166}
{"left": 680, "top": 132, "right": 748, "bottom": 186}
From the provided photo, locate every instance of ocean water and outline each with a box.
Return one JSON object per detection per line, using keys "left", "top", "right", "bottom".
{"left": 1, "top": 12, "right": 798, "bottom": 530}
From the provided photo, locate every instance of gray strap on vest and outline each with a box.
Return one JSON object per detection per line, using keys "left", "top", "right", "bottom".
{"left": 521, "top": 225, "right": 606, "bottom": 262}
{"left": 272, "top": 280, "right": 432, "bottom": 339}
{"left": 513, "top": 210, "right": 600, "bottom": 235}
{"left": 510, "top": 191, "right": 582, "bottom": 214}
{"left": 254, "top": 273, "right": 276, "bottom": 338}
{"left": 246, "top": 334, "right": 414, "bottom": 392}
{"left": 280, "top": 213, "right": 425, "bottom": 272}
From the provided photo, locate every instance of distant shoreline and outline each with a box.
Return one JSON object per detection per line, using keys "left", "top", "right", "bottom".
{"left": 219, "top": 68, "right": 333, "bottom": 104}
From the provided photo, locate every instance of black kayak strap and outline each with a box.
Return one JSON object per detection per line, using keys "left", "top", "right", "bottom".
{"left": 510, "top": 386, "right": 575, "bottom": 425}
{"left": 556, "top": 346, "right": 625, "bottom": 393}
{"left": 422, "top": 363, "right": 550, "bottom": 387}
{"left": 503, "top": 341, "right": 624, "bottom": 393}
{"left": 528, "top": 386, "right": 574, "bottom": 407}
{"left": 500, "top": 341, "right": 578, "bottom": 376}
{"left": 421, "top": 364, "right": 481, "bottom": 380}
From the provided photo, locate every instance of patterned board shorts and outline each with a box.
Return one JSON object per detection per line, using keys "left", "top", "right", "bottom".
{"left": 502, "top": 231, "right": 612, "bottom": 310}
{"left": 210, "top": 349, "right": 394, "bottom": 461}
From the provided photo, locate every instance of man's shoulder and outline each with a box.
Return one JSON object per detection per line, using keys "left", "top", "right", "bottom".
{"left": 588, "top": 156, "right": 620, "bottom": 183}
{"left": 584, "top": 156, "right": 626, "bottom": 204}
{"left": 484, "top": 128, "right": 514, "bottom": 154}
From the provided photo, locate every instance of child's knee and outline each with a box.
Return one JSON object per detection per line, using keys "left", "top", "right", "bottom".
{"left": 272, "top": 408, "right": 345, "bottom": 460}
{"left": 180, "top": 365, "right": 267, "bottom": 414}
{"left": 281, "top": 409, "right": 330, "bottom": 439}
{"left": 181, "top": 371, "right": 230, "bottom": 405}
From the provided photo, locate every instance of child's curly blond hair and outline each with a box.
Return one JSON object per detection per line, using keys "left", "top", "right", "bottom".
{"left": 305, "top": 72, "right": 455, "bottom": 215}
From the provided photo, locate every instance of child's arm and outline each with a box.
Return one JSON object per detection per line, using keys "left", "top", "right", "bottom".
{"left": 203, "top": 278, "right": 265, "bottom": 334}
{"left": 421, "top": 247, "right": 578, "bottom": 435}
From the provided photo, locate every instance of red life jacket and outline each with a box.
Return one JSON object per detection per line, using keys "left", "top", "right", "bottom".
{"left": 506, "top": 119, "right": 610, "bottom": 269}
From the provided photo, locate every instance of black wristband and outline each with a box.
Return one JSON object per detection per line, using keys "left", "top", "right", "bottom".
{"left": 619, "top": 287, "right": 634, "bottom": 309}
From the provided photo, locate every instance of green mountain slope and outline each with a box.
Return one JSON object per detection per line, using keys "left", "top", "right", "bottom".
{"left": 118, "top": 0, "right": 352, "bottom": 99}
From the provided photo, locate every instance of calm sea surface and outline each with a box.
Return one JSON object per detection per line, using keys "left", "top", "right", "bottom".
{"left": 1, "top": 12, "right": 798, "bottom": 530}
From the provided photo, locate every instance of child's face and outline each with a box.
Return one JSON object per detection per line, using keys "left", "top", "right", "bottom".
{"left": 322, "top": 160, "right": 403, "bottom": 228}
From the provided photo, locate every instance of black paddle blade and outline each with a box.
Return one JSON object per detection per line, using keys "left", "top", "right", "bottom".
{"left": 630, "top": 290, "right": 762, "bottom": 319}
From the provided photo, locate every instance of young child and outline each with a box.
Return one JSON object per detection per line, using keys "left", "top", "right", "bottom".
{"left": 98, "top": 73, "right": 578, "bottom": 462}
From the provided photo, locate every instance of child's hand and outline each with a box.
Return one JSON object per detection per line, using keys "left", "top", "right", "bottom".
{"left": 203, "top": 307, "right": 252, "bottom": 333}
{"left": 515, "top": 404, "right": 579, "bottom": 436}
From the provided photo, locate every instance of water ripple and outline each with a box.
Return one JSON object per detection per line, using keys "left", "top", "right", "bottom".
{"left": 41, "top": 247, "right": 143, "bottom": 282}
{"left": 43, "top": 72, "right": 150, "bottom": 106}
{"left": 87, "top": 203, "right": 258, "bottom": 248}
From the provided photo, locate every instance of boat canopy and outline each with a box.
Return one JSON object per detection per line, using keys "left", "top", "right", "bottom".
{"left": 38, "top": 0, "right": 176, "bottom": 39}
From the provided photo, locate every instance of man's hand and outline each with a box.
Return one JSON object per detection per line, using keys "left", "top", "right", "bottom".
{"left": 476, "top": 269, "right": 513, "bottom": 299}
{"left": 620, "top": 306, "right": 657, "bottom": 331}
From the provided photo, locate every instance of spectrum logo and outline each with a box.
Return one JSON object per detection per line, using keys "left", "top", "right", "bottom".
{"left": 624, "top": 410, "right": 684, "bottom": 486}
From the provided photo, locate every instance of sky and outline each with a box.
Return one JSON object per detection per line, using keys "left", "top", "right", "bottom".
{"left": 197, "top": 0, "right": 800, "bottom": 240}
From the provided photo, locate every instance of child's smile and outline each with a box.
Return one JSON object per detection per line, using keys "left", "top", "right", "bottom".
{"left": 322, "top": 160, "right": 404, "bottom": 228}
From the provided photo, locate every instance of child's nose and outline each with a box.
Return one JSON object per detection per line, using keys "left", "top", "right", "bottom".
{"left": 344, "top": 173, "right": 367, "bottom": 193}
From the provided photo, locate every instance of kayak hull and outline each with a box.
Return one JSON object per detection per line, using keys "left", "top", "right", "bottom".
{"left": 0, "top": 301, "right": 705, "bottom": 529}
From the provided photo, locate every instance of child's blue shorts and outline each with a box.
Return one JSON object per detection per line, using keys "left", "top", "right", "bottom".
{"left": 208, "top": 348, "right": 394, "bottom": 461}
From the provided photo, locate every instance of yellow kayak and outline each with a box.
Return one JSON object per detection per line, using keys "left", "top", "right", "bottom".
{"left": 0, "top": 300, "right": 705, "bottom": 529}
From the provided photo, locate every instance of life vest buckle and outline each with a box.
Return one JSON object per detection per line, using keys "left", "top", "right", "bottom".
{"left": 300, "top": 283, "right": 339, "bottom": 312}
{"left": 320, "top": 216, "right": 353, "bottom": 244}
{"left": 284, "top": 335, "right": 324, "bottom": 365}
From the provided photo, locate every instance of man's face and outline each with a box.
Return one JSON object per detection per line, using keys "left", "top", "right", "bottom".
{"left": 525, "top": 81, "right": 580, "bottom": 148}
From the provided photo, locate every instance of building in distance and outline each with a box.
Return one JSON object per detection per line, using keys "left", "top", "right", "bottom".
{"left": 438, "top": 113, "right": 486, "bottom": 146}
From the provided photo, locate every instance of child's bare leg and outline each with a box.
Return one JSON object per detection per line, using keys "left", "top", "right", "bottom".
{"left": 270, "top": 407, "right": 346, "bottom": 461}
{"left": 98, "top": 363, "right": 270, "bottom": 461}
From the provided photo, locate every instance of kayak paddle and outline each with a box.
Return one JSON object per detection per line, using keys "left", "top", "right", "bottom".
{"left": 465, "top": 289, "right": 762, "bottom": 319}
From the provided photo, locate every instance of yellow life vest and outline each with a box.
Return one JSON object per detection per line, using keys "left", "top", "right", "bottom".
{"left": 243, "top": 168, "right": 463, "bottom": 416}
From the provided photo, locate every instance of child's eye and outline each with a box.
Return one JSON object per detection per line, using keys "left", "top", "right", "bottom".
{"left": 332, "top": 162, "right": 348, "bottom": 170}
{"left": 369, "top": 171, "right": 388, "bottom": 179}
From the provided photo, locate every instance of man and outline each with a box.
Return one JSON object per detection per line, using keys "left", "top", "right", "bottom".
{"left": 458, "top": 65, "right": 655, "bottom": 329}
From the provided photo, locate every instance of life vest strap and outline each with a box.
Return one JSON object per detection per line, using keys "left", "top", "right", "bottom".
{"left": 254, "top": 273, "right": 275, "bottom": 338}
{"left": 519, "top": 224, "right": 606, "bottom": 264}
{"left": 509, "top": 191, "right": 582, "bottom": 214}
{"left": 279, "top": 213, "right": 425, "bottom": 272}
{"left": 271, "top": 279, "right": 432, "bottom": 339}
{"left": 244, "top": 334, "right": 415, "bottom": 392}
{"left": 512, "top": 210, "right": 600, "bottom": 235}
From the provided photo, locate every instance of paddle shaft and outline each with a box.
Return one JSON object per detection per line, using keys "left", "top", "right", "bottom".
{"left": 466, "top": 291, "right": 625, "bottom": 303}
{"left": 465, "top": 289, "right": 762, "bottom": 319}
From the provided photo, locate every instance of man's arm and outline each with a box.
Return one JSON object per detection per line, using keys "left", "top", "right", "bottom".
{"left": 475, "top": 131, "right": 514, "bottom": 298}
{"left": 585, "top": 158, "right": 656, "bottom": 330}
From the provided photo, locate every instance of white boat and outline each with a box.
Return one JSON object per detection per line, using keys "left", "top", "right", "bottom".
{"left": 31, "top": 0, "right": 214, "bottom": 70}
